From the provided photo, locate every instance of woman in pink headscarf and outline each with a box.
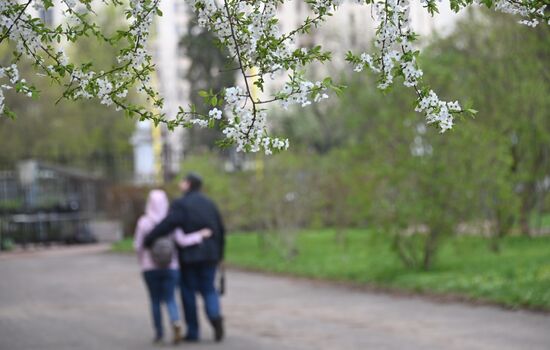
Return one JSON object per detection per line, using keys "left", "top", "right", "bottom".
{"left": 134, "top": 189, "right": 211, "bottom": 345}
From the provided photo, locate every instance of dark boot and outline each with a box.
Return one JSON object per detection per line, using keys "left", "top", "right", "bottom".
{"left": 172, "top": 322, "right": 182, "bottom": 344}
{"left": 210, "top": 317, "right": 224, "bottom": 342}
{"left": 152, "top": 336, "right": 163, "bottom": 346}
{"left": 182, "top": 335, "right": 199, "bottom": 343}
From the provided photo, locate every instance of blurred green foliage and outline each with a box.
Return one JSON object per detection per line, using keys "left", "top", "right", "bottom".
{"left": 171, "top": 12, "right": 550, "bottom": 270}
{"left": 0, "top": 7, "right": 135, "bottom": 181}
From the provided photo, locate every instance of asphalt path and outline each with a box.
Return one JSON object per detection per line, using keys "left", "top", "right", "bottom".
{"left": 0, "top": 245, "right": 549, "bottom": 350}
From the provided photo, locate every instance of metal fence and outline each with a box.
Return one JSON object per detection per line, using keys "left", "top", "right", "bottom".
{"left": 0, "top": 161, "right": 105, "bottom": 249}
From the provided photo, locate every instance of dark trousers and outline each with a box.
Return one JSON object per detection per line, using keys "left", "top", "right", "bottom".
{"left": 143, "top": 269, "right": 180, "bottom": 339}
{"left": 179, "top": 263, "right": 221, "bottom": 339}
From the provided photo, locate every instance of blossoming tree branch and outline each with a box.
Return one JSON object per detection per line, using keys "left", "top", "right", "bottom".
{"left": 1, "top": 0, "right": 548, "bottom": 153}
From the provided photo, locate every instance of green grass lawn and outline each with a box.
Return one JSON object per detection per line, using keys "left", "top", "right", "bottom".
{"left": 112, "top": 238, "right": 133, "bottom": 253}
{"left": 113, "top": 230, "right": 550, "bottom": 310}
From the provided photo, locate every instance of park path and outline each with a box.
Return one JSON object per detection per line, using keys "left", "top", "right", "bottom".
{"left": 0, "top": 246, "right": 549, "bottom": 350}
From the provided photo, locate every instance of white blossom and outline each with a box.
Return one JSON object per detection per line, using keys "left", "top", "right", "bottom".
{"left": 0, "top": 0, "right": 547, "bottom": 153}
{"left": 209, "top": 108, "right": 223, "bottom": 120}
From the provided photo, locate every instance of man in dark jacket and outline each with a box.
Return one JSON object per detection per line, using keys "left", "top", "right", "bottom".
{"left": 144, "top": 173, "right": 225, "bottom": 342}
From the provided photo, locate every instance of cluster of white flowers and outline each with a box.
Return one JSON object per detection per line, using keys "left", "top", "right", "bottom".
{"left": 69, "top": 0, "right": 157, "bottom": 107}
{"left": 70, "top": 69, "right": 95, "bottom": 99}
{"left": 0, "top": 1, "right": 44, "bottom": 114}
{"left": 183, "top": 0, "right": 340, "bottom": 153}
{"left": 493, "top": 0, "right": 548, "bottom": 27}
{"left": 0, "top": 0, "right": 157, "bottom": 117}
{"left": 224, "top": 86, "right": 245, "bottom": 106}
{"left": 415, "top": 90, "right": 461, "bottom": 131}
{"left": 209, "top": 108, "right": 223, "bottom": 120}
{"left": 353, "top": 53, "right": 379, "bottom": 73}
{"left": 0, "top": 65, "right": 17, "bottom": 114}
{"left": 309, "top": 0, "right": 343, "bottom": 13}
{"left": 349, "top": 0, "right": 462, "bottom": 131}
{"left": 1, "top": 0, "right": 549, "bottom": 153}
{"left": 280, "top": 80, "right": 329, "bottom": 109}
{"left": 347, "top": 0, "right": 549, "bottom": 133}
{"left": 0, "top": 63, "right": 34, "bottom": 114}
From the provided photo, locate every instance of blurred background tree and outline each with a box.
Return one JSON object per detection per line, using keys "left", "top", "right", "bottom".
{"left": 174, "top": 11, "right": 549, "bottom": 270}
{"left": 179, "top": 7, "right": 236, "bottom": 153}
{"left": 424, "top": 11, "right": 550, "bottom": 238}
{"left": 0, "top": 8, "right": 135, "bottom": 181}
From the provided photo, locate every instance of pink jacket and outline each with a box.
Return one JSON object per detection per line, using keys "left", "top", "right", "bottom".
{"left": 133, "top": 190, "right": 204, "bottom": 271}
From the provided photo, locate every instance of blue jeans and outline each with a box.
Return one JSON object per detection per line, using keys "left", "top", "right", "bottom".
{"left": 143, "top": 269, "right": 180, "bottom": 339}
{"left": 179, "top": 263, "right": 221, "bottom": 339}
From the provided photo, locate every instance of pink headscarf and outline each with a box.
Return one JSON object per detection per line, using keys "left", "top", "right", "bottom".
{"left": 144, "top": 189, "right": 170, "bottom": 224}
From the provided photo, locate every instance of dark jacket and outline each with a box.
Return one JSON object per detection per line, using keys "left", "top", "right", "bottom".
{"left": 144, "top": 191, "right": 225, "bottom": 264}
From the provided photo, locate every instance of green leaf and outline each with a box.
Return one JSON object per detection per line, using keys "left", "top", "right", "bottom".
{"left": 3, "top": 108, "right": 16, "bottom": 120}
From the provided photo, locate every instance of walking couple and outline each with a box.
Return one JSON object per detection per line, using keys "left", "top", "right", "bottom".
{"left": 133, "top": 173, "right": 225, "bottom": 345}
